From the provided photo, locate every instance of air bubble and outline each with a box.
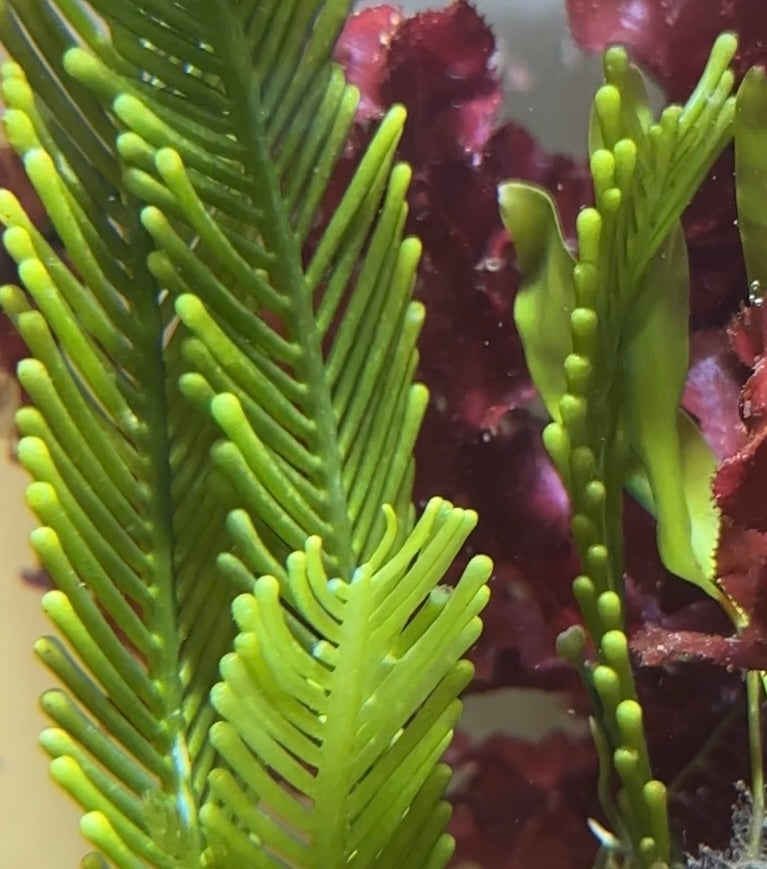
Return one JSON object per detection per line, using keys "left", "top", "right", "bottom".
{"left": 478, "top": 256, "right": 504, "bottom": 272}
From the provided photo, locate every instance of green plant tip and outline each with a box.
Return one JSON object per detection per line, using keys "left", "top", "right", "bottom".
{"left": 560, "top": 392, "right": 588, "bottom": 428}
{"left": 639, "top": 836, "right": 657, "bottom": 861}
{"left": 3, "top": 109, "right": 36, "bottom": 153}
{"left": 600, "top": 187, "right": 622, "bottom": 213}
{"left": 3, "top": 225, "right": 33, "bottom": 262}
{"left": 1, "top": 75, "right": 33, "bottom": 111}
{"left": 62, "top": 47, "right": 95, "bottom": 78}
{"left": 595, "top": 85, "right": 622, "bottom": 137}
{"left": 616, "top": 699, "right": 645, "bottom": 748}
{"left": 174, "top": 292, "right": 205, "bottom": 323}
{"left": 573, "top": 262, "right": 599, "bottom": 307}
{"left": 25, "top": 479, "right": 56, "bottom": 512}
{"left": 591, "top": 148, "right": 616, "bottom": 191}
{"left": 210, "top": 392, "right": 243, "bottom": 428}
{"left": 16, "top": 433, "right": 45, "bottom": 462}
{"left": 597, "top": 590, "right": 622, "bottom": 629}
{"left": 570, "top": 307, "right": 599, "bottom": 355}
{"left": 593, "top": 664, "right": 621, "bottom": 708}
{"left": 586, "top": 543, "right": 608, "bottom": 573}
{"left": 22, "top": 146, "right": 51, "bottom": 175}
{"left": 155, "top": 147, "right": 183, "bottom": 176}
{"left": 572, "top": 573, "right": 596, "bottom": 599}
{"left": 564, "top": 354, "right": 593, "bottom": 395}
{"left": 542, "top": 422, "right": 572, "bottom": 483}
{"left": 139, "top": 204, "right": 167, "bottom": 234}
{"left": 583, "top": 480, "right": 607, "bottom": 514}
{"left": 112, "top": 92, "right": 145, "bottom": 124}
{"left": 0, "top": 284, "right": 27, "bottom": 318}
{"left": 253, "top": 574, "right": 281, "bottom": 601}
{"left": 571, "top": 513, "right": 597, "bottom": 547}
{"left": 601, "top": 629, "right": 630, "bottom": 666}
{"left": 604, "top": 46, "right": 629, "bottom": 76}
{"left": 576, "top": 208, "right": 603, "bottom": 262}
{"left": 711, "top": 31, "right": 738, "bottom": 65}
{"left": 231, "top": 593, "right": 259, "bottom": 630}
{"left": 117, "top": 131, "right": 152, "bottom": 158}
{"left": 613, "top": 746, "right": 639, "bottom": 781}
{"left": 29, "top": 525, "right": 56, "bottom": 550}
{"left": 571, "top": 445, "right": 595, "bottom": 483}
{"left": 556, "top": 625, "right": 587, "bottom": 663}
{"left": 643, "top": 779, "right": 666, "bottom": 804}
{"left": 1, "top": 60, "right": 22, "bottom": 77}
{"left": 613, "top": 138, "right": 638, "bottom": 187}
{"left": 178, "top": 372, "right": 213, "bottom": 408}
{"left": 18, "top": 257, "right": 48, "bottom": 291}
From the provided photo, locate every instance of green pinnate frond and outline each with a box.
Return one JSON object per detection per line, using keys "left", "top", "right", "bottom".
{"left": 57, "top": 2, "right": 426, "bottom": 580}
{"left": 0, "top": 1, "right": 490, "bottom": 866}
{"left": 0, "top": 53, "right": 231, "bottom": 866}
{"left": 201, "top": 499, "right": 491, "bottom": 869}
{"left": 500, "top": 33, "right": 738, "bottom": 595}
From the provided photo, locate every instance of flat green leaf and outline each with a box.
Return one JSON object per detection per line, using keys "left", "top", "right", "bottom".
{"left": 499, "top": 180, "right": 575, "bottom": 420}
{"left": 623, "top": 408, "right": 721, "bottom": 591}
{"left": 622, "top": 226, "right": 720, "bottom": 593}
{"left": 735, "top": 65, "right": 767, "bottom": 299}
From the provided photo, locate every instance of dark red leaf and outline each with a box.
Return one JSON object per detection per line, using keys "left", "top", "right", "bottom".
{"left": 333, "top": 5, "right": 404, "bottom": 122}
{"left": 682, "top": 328, "right": 746, "bottom": 461}
{"left": 566, "top": 0, "right": 767, "bottom": 102}
{"left": 728, "top": 301, "right": 767, "bottom": 368}
{"left": 683, "top": 151, "right": 747, "bottom": 330}
{"left": 449, "top": 732, "right": 598, "bottom": 869}
{"left": 632, "top": 623, "right": 767, "bottom": 669}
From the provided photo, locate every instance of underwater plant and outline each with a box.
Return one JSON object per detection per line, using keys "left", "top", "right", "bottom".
{"left": 326, "top": 4, "right": 767, "bottom": 865}
{"left": 0, "top": 0, "right": 493, "bottom": 866}
{"left": 6, "top": 0, "right": 767, "bottom": 867}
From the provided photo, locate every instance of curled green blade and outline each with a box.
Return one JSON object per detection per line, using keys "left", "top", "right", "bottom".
{"left": 735, "top": 65, "right": 767, "bottom": 300}
{"left": 622, "top": 227, "right": 720, "bottom": 594}
{"left": 499, "top": 181, "right": 575, "bottom": 421}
